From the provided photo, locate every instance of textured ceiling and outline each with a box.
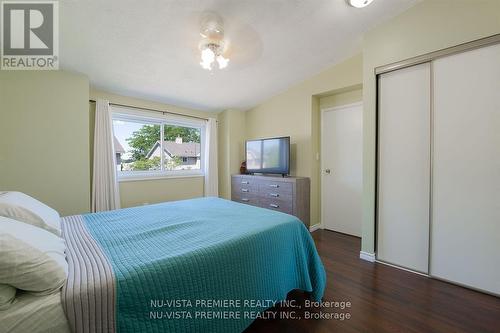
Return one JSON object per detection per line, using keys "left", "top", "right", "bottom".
{"left": 60, "top": 0, "right": 418, "bottom": 111}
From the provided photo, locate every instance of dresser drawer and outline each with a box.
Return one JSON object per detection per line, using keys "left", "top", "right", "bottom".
{"left": 258, "top": 181, "right": 293, "bottom": 196}
{"left": 258, "top": 191, "right": 293, "bottom": 201}
{"left": 233, "top": 193, "right": 260, "bottom": 206}
{"left": 232, "top": 177, "right": 258, "bottom": 187}
{"left": 232, "top": 183, "right": 259, "bottom": 196}
{"left": 259, "top": 197, "right": 293, "bottom": 215}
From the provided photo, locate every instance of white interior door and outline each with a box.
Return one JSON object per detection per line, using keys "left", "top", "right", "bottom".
{"left": 431, "top": 43, "right": 500, "bottom": 295}
{"left": 377, "top": 63, "right": 431, "bottom": 273}
{"left": 321, "top": 103, "right": 363, "bottom": 237}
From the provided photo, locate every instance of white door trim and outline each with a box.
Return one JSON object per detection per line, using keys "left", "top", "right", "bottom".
{"left": 320, "top": 101, "right": 363, "bottom": 234}
{"left": 321, "top": 101, "right": 363, "bottom": 114}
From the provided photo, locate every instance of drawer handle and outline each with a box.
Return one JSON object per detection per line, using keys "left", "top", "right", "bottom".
{"left": 241, "top": 198, "right": 249, "bottom": 202}
{"left": 270, "top": 193, "right": 279, "bottom": 197}
{"left": 241, "top": 181, "right": 249, "bottom": 184}
{"left": 270, "top": 203, "right": 279, "bottom": 208}
{"left": 269, "top": 184, "right": 280, "bottom": 188}
{"left": 241, "top": 188, "right": 249, "bottom": 192}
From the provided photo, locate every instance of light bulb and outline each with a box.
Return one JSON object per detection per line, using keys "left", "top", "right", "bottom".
{"left": 216, "top": 55, "right": 229, "bottom": 69}
{"left": 200, "top": 48, "right": 215, "bottom": 70}
{"left": 201, "top": 48, "right": 215, "bottom": 62}
{"left": 347, "top": 0, "right": 374, "bottom": 8}
{"left": 200, "top": 60, "right": 212, "bottom": 70}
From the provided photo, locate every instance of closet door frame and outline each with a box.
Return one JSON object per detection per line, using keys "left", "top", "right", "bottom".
{"left": 374, "top": 33, "right": 500, "bottom": 276}
{"left": 374, "top": 34, "right": 500, "bottom": 76}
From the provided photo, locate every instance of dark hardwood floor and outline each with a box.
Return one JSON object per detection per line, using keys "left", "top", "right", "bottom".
{"left": 245, "top": 229, "right": 500, "bottom": 333}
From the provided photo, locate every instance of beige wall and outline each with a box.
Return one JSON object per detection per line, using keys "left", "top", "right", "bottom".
{"left": 89, "top": 89, "right": 220, "bottom": 208}
{"left": 218, "top": 110, "right": 246, "bottom": 199}
{"left": 0, "top": 71, "right": 90, "bottom": 216}
{"left": 362, "top": 0, "right": 500, "bottom": 253}
{"left": 245, "top": 54, "right": 363, "bottom": 226}
{"left": 119, "top": 177, "right": 204, "bottom": 207}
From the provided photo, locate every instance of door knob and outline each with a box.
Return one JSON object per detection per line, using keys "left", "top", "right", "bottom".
{"left": 325, "top": 169, "right": 331, "bottom": 174}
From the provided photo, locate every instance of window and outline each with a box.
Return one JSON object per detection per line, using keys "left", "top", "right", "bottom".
{"left": 112, "top": 109, "right": 204, "bottom": 179}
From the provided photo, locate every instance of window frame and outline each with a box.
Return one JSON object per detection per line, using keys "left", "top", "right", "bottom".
{"left": 111, "top": 107, "right": 205, "bottom": 181}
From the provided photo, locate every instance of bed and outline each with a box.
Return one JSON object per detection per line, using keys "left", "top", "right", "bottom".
{"left": 0, "top": 291, "right": 70, "bottom": 332}
{"left": 3, "top": 197, "right": 326, "bottom": 333}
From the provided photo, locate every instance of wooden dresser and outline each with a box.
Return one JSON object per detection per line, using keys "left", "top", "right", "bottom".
{"left": 231, "top": 174, "right": 310, "bottom": 227}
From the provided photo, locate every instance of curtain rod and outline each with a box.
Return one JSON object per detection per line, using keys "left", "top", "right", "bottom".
{"left": 89, "top": 99, "right": 210, "bottom": 121}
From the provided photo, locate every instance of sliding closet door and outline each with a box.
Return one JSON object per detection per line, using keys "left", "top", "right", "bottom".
{"left": 431, "top": 43, "right": 500, "bottom": 295}
{"left": 377, "top": 63, "right": 431, "bottom": 273}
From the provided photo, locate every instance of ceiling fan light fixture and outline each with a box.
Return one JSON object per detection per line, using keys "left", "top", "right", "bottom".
{"left": 347, "top": 0, "right": 374, "bottom": 8}
{"left": 199, "top": 12, "right": 229, "bottom": 71}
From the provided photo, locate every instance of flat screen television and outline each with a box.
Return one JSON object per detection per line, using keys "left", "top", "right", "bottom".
{"left": 246, "top": 136, "right": 290, "bottom": 176}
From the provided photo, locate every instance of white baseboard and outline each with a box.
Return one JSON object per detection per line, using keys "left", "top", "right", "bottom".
{"left": 359, "top": 251, "right": 376, "bottom": 262}
{"left": 376, "top": 260, "right": 429, "bottom": 277}
{"left": 309, "top": 224, "right": 322, "bottom": 232}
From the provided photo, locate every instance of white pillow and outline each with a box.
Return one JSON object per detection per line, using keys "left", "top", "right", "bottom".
{"left": 0, "top": 191, "right": 61, "bottom": 236}
{"left": 0, "top": 284, "right": 16, "bottom": 310}
{"left": 0, "top": 217, "right": 68, "bottom": 294}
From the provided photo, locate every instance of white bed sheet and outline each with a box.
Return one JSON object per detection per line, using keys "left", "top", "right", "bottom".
{"left": 0, "top": 290, "right": 69, "bottom": 333}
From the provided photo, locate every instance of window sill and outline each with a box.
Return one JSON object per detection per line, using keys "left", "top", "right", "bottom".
{"left": 117, "top": 173, "right": 204, "bottom": 183}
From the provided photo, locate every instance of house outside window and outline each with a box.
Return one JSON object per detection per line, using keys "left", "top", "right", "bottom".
{"left": 145, "top": 134, "right": 201, "bottom": 171}
{"left": 111, "top": 107, "right": 205, "bottom": 180}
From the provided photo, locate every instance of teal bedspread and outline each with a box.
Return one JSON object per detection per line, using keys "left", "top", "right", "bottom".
{"left": 83, "top": 197, "right": 326, "bottom": 333}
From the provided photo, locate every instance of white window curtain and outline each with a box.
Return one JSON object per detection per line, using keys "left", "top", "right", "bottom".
{"left": 204, "top": 118, "right": 218, "bottom": 197}
{"left": 92, "top": 99, "right": 120, "bottom": 212}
